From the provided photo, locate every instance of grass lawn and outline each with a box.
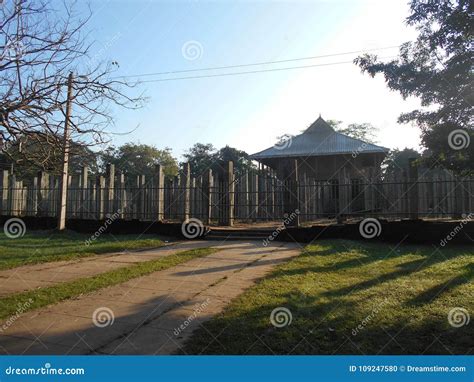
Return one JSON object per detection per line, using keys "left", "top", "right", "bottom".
{"left": 0, "top": 247, "right": 218, "bottom": 320}
{"left": 0, "top": 230, "right": 165, "bottom": 270}
{"left": 183, "top": 240, "right": 473, "bottom": 355}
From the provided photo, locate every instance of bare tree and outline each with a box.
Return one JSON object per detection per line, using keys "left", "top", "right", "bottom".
{"left": 0, "top": 0, "right": 144, "bottom": 167}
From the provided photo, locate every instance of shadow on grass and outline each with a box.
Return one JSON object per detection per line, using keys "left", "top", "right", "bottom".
{"left": 181, "top": 240, "right": 473, "bottom": 355}
{"left": 407, "top": 263, "right": 474, "bottom": 306}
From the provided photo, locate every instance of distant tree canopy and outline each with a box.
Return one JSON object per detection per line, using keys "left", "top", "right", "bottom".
{"left": 326, "top": 120, "right": 379, "bottom": 144}
{"left": 101, "top": 143, "right": 179, "bottom": 179}
{"left": 182, "top": 143, "right": 254, "bottom": 177}
{"left": 355, "top": 0, "right": 473, "bottom": 175}
{"left": 382, "top": 148, "right": 422, "bottom": 178}
{"left": 0, "top": 136, "right": 99, "bottom": 180}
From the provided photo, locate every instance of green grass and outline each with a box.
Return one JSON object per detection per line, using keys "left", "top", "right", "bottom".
{"left": 182, "top": 240, "right": 473, "bottom": 355}
{"left": 0, "top": 231, "right": 165, "bottom": 270}
{"left": 0, "top": 247, "right": 218, "bottom": 320}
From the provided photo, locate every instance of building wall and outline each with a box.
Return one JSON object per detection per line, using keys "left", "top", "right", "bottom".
{"left": 263, "top": 153, "right": 385, "bottom": 182}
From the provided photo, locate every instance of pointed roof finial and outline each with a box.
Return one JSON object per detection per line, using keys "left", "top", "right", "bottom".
{"left": 319, "top": 113, "right": 321, "bottom": 118}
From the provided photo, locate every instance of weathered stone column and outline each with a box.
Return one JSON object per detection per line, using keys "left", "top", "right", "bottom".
{"left": 408, "top": 158, "right": 419, "bottom": 220}
{"left": 284, "top": 159, "right": 300, "bottom": 227}
{"left": 155, "top": 164, "right": 165, "bottom": 221}
{"left": 182, "top": 162, "right": 191, "bottom": 222}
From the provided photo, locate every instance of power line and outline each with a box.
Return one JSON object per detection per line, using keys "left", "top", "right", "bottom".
{"left": 114, "top": 45, "right": 400, "bottom": 80}
{"left": 136, "top": 56, "right": 396, "bottom": 83}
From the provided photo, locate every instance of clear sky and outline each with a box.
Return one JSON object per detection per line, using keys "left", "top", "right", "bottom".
{"left": 76, "top": 0, "right": 421, "bottom": 160}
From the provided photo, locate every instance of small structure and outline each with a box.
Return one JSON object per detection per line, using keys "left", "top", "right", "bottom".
{"left": 250, "top": 116, "right": 389, "bottom": 216}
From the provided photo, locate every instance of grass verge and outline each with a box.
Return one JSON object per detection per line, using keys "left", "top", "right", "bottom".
{"left": 182, "top": 240, "right": 473, "bottom": 355}
{"left": 0, "top": 231, "right": 165, "bottom": 270}
{"left": 0, "top": 247, "right": 218, "bottom": 320}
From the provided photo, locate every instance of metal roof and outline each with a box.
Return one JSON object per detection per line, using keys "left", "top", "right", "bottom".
{"left": 250, "top": 117, "right": 389, "bottom": 160}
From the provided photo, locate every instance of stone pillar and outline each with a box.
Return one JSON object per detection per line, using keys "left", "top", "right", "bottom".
{"left": 155, "top": 164, "right": 165, "bottom": 221}
{"left": 106, "top": 164, "right": 115, "bottom": 216}
{"left": 0, "top": 170, "right": 9, "bottom": 216}
{"left": 203, "top": 169, "right": 213, "bottom": 224}
{"left": 182, "top": 162, "right": 191, "bottom": 222}
{"left": 408, "top": 158, "right": 419, "bottom": 220}
{"left": 36, "top": 171, "right": 49, "bottom": 217}
{"left": 284, "top": 159, "right": 300, "bottom": 227}
{"left": 219, "top": 161, "right": 234, "bottom": 226}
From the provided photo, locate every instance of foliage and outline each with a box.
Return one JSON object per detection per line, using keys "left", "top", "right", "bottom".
{"left": 0, "top": 137, "right": 100, "bottom": 180}
{"left": 182, "top": 143, "right": 217, "bottom": 177}
{"left": 383, "top": 148, "right": 422, "bottom": 178}
{"left": 355, "top": 0, "right": 473, "bottom": 174}
{"left": 326, "top": 120, "right": 379, "bottom": 143}
{"left": 182, "top": 143, "right": 255, "bottom": 177}
{"left": 101, "top": 143, "right": 179, "bottom": 179}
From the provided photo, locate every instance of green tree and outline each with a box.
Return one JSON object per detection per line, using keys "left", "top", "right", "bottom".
{"left": 215, "top": 146, "right": 254, "bottom": 175}
{"left": 182, "top": 143, "right": 217, "bottom": 177}
{"left": 182, "top": 143, "right": 254, "bottom": 177}
{"left": 0, "top": 137, "right": 99, "bottom": 181}
{"left": 355, "top": 0, "right": 473, "bottom": 174}
{"left": 103, "top": 143, "right": 178, "bottom": 179}
{"left": 383, "top": 148, "right": 421, "bottom": 178}
{"left": 326, "top": 120, "right": 378, "bottom": 143}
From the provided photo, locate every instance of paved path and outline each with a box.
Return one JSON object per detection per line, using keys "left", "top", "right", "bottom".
{"left": 0, "top": 241, "right": 300, "bottom": 355}
{"left": 0, "top": 241, "right": 212, "bottom": 297}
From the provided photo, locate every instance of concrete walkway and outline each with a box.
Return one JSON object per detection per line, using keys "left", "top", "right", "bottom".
{"left": 0, "top": 241, "right": 300, "bottom": 355}
{"left": 0, "top": 241, "right": 212, "bottom": 297}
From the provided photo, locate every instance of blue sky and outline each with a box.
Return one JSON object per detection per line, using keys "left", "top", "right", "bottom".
{"left": 76, "top": 0, "right": 421, "bottom": 160}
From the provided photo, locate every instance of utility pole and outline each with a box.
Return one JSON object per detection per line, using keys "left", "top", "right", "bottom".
{"left": 57, "top": 71, "right": 74, "bottom": 231}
